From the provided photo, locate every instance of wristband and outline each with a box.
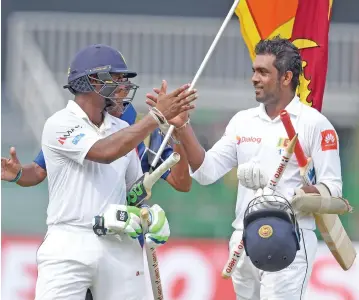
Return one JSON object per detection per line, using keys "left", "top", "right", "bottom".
{"left": 10, "top": 168, "right": 23, "bottom": 183}
{"left": 176, "top": 118, "right": 190, "bottom": 130}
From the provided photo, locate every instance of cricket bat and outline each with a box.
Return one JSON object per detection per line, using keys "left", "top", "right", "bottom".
{"left": 221, "top": 134, "right": 298, "bottom": 278}
{"left": 140, "top": 208, "right": 164, "bottom": 300}
{"left": 280, "top": 109, "right": 356, "bottom": 270}
{"left": 132, "top": 152, "right": 180, "bottom": 300}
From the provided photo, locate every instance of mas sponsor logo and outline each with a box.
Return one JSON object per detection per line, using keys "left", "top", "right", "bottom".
{"left": 236, "top": 136, "right": 262, "bottom": 145}
{"left": 321, "top": 130, "right": 337, "bottom": 151}
{"left": 56, "top": 125, "right": 82, "bottom": 145}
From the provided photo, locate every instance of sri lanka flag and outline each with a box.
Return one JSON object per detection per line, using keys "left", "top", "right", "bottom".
{"left": 235, "top": 0, "right": 333, "bottom": 112}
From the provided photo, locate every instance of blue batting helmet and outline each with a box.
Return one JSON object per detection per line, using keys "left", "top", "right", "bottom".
{"left": 64, "top": 44, "right": 139, "bottom": 106}
{"left": 242, "top": 193, "right": 301, "bottom": 272}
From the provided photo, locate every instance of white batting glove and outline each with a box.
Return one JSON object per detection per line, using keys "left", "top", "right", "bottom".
{"left": 93, "top": 204, "right": 142, "bottom": 239}
{"left": 145, "top": 204, "right": 170, "bottom": 248}
{"left": 238, "top": 161, "right": 269, "bottom": 190}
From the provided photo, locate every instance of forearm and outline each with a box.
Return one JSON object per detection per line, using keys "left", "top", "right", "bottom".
{"left": 300, "top": 182, "right": 341, "bottom": 197}
{"left": 166, "top": 143, "right": 192, "bottom": 192}
{"left": 174, "top": 124, "right": 205, "bottom": 172}
{"left": 17, "top": 163, "right": 46, "bottom": 187}
{"left": 300, "top": 185, "right": 320, "bottom": 194}
{"left": 87, "top": 114, "right": 158, "bottom": 164}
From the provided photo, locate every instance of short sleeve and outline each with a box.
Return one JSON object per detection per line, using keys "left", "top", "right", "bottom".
{"left": 34, "top": 150, "right": 47, "bottom": 170}
{"left": 307, "top": 115, "right": 342, "bottom": 197}
{"left": 42, "top": 117, "right": 100, "bottom": 165}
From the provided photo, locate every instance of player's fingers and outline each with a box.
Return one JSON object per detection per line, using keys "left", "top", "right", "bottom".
{"left": 145, "top": 99, "right": 157, "bottom": 108}
{"left": 153, "top": 88, "right": 161, "bottom": 95}
{"left": 9, "top": 147, "right": 19, "bottom": 163}
{"left": 253, "top": 165, "right": 261, "bottom": 189}
{"left": 179, "top": 104, "right": 195, "bottom": 113}
{"left": 1, "top": 158, "right": 6, "bottom": 168}
{"left": 159, "top": 80, "right": 167, "bottom": 95}
{"left": 169, "top": 83, "right": 190, "bottom": 97}
{"left": 180, "top": 93, "right": 198, "bottom": 105}
{"left": 146, "top": 93, "right": 158, "bottom": 103}
{"left": 178, "top": 88, "right": 197, "bottom": 100}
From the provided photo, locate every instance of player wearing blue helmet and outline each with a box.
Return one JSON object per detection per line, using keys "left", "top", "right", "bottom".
{"left": 2, "top": 44, "right": 197, "bottom": 300}
{"left": 2, "top": 47, "right": 191, "bottom": 192}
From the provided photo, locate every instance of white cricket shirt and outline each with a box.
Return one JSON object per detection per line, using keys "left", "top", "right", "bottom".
{"left": 191, "top": 96, "right": 342, "bottom": 230}
{"left": 42, "top": 100, "right": 143, "bottom": 228}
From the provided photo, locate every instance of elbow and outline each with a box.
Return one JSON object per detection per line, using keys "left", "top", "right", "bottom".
{"left": 168, "top": 174, "right": 192, "bottom": 192}
{"left": 175, "top": 179, "right": 192, "bottom": 192}
{"left": 88, "top": 141, "right": 128, "bottom": 164}
{"left": 319, "top": 180, "right": 342, "bottom": 197}
{"left": 90, "top": 149, "right": 121, "bottom": 164}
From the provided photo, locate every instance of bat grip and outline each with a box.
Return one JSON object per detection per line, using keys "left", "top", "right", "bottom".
{"left": 140, "top": 207, "right": 151, "bottom": 235}
{"left": 279, "top": 110, "right": 308, "bottom": 167}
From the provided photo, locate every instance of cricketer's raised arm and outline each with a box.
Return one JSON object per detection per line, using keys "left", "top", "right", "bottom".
{"left": 176, "top": 115, "right": 238, "bottom": 185}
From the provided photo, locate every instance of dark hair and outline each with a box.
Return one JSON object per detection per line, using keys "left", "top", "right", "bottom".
{"left": 255, "top": 36, "right": 302, "bottom": 92}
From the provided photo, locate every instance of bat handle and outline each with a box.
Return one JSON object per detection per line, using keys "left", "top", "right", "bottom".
{"left": 140, "top": 207, "right": 151, "bottom": 234}
{"left": 280, "top": 110, "right": 308, "bottom": 166}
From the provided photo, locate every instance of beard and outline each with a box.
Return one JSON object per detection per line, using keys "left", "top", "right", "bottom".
{"left": 255, "top": 83, "right": 281, "bottom": 104}
{"left": 255, "top": 90, "right": 275, "bottom": 103}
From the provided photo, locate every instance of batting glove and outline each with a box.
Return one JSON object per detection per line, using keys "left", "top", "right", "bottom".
{"left": 237, "top": 161, "right": 269, "bottom": 190}
{"left": 144, "top": 204, "right": 170, "bottom": 248}
{"left": 93, "top": 204, "right": 142, "bottom": 239}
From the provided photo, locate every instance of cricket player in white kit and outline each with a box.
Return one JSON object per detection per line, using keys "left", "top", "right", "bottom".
{"left": 147, "top": 37, "right": 343, "bottom": 299}
{"left": 32, "top": 44, "right": 197, "bottom": 300}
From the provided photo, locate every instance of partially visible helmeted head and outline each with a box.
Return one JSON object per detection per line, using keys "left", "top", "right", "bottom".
{"left": 64, "top": 44, "right": 139, "bottom": 112}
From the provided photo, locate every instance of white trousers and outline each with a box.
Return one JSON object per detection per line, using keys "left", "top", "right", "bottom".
{"left": 35, "top": 225, "right": 147, "bottom": 300}
{"left": 230, "top": 228, "right": 318, "bottom": 300}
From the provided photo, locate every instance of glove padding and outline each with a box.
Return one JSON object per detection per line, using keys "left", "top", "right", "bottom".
{"left": 291, "top": 187, "right": 352, "bottom": 215}
{"left": 238, "top": 162, "right": 269, "bottom": 190}
{"left": 93, "top": 204, "right": 142, "bottom": 239}
{"left": 144, "top": 204, "right": 170, "bottom": 248}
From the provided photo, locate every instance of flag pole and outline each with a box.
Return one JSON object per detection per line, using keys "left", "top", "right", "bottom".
{"left": 151, "top": 0, "right": 241, "bottom": 168}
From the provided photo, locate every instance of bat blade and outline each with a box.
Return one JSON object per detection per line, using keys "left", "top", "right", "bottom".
{"left": 140, "top": 207, "right": 164, "bottom": 300}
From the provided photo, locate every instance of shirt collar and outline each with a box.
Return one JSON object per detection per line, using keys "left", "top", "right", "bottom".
{"left": 256, "top": 95, "right": 301, "bottom": 122}
{"left": 66, "top": 100, "right": 115, "bottom": 131}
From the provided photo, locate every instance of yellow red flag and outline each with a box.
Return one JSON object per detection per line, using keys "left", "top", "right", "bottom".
{"left": 235, "top": 0, "right": 333, "bottom": 112}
